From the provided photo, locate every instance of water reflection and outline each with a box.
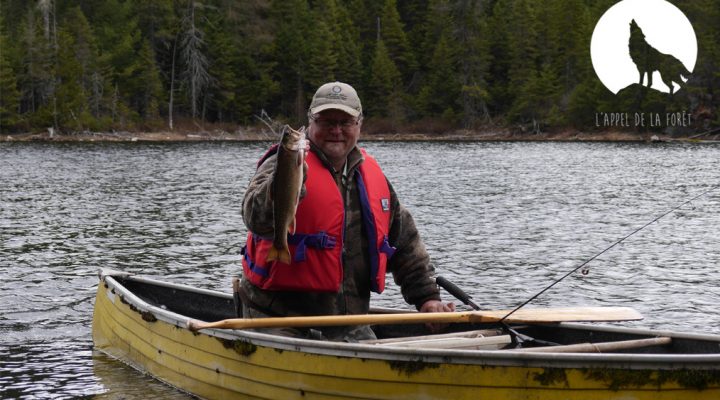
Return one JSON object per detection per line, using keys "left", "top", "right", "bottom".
{"left": 92, "top": 351, "right": 195, "bottom": 399}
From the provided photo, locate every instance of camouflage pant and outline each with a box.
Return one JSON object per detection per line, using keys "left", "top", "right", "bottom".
{"left": 241, "top": 304, "right": 377, "bottom": 342}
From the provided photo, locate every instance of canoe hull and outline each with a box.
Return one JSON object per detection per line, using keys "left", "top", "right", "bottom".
{"left": 92, "top": 272, "right": 720, "bottom": 399}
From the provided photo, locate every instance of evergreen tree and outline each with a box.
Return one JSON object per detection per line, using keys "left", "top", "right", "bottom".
{"left": 329, "top": 2, "right": 363, "bottom": 86}
{"left": 367, "top": 38, "right": 402, "bottom": 120}
{"left": 397, "top": 0, "right": 429, "bottom": 86}
{"left": 495, "top": 0, "right": 546, "bottom": 123}
{"left": 682, "top": 0, "right": 720, "bottom": 126}
{"left": 0, "top": 12, "right": 21, "bottom": 132}
{"left": 304, "top": 3, "right": 337, "bottom": 91}
{"left": 17, "top": 5, "right": 56, "bottom": 127}
{"left": 132, "top": 39, "right": 164, "bottom": 121}
{"left": 271, "top": 0, "right": 311, "bottom": 121}
{"left": 228, "top": 0, "right": 278, "bottom": 124}
{"left": 548, "top": 0, "right": 591, "bottom": 92}
{"left": 453, "top": 0, "right": 492, "bottom": 127}
{"left": 1, "top": 0, "right": 719, "bottom": 133}
{"left": 132, "top": 0, "right": 176, "bottom": 121}
{"left": 81, "top": 0, "right": 144, "bottom": 127}
{"left": 346, "top": 0, "right": 381, "bottom": 70}
{"left": 204, "top": 10, "right": 237, "bottom": 122}
{"left": 486, "top": 0, "right": 513, "bottom": 115}
{"left": 510, "top": 63, "right": 562, "bottom": 132}
{"left": 417, "top": 29, "right": 459, "bottom": 120}
{"left": 64, "top": 7, "right": 108, "bottom": 121}
{"left": 54, "top": 9, "right": 93, "bottom": 132}
{"left": 378, "top": 0, "right": 416, "bottom": 82}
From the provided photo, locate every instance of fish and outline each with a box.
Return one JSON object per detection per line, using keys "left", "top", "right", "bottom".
{"left": 267, "top": 125, "right": 306, "bottom": 264}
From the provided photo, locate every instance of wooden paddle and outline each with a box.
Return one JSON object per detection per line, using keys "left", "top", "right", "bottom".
{"left": 187, "top": 306, "right": 642, "bottom": 331}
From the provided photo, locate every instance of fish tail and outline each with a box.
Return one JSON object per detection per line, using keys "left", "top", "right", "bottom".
{"left": 266, "top": 245, "right": 292, "bottom": 264}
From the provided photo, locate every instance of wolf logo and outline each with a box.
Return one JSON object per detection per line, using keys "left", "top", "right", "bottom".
{"left": 628, "top": 19, "right": 691, "bottom": 94}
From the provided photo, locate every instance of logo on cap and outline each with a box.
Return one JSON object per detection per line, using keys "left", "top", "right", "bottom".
{"left": 332, "top": 85, "right": 342, "bottom": 94}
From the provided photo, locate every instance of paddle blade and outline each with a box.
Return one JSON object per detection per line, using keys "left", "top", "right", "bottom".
{"left": 488, "top": 306, "right": 643, "bottom": 324}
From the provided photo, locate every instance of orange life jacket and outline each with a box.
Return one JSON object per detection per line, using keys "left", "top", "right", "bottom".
{"left": 241, "top": 147, "right": 395, "bottom": 293}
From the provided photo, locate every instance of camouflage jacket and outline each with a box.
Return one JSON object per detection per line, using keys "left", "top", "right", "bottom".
{"left": 240, "top": 143, "right": 440, "bottom": 316}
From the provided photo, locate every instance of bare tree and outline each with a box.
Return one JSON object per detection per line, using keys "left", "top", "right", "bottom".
{"left": 180, "top": 1, "right": 210, "bottom": 119}
{"left": 168, "top": 33, "right": 178, "bottom": 130}
{"left": 37, "top": 0, "right": 58, "bottom": 129}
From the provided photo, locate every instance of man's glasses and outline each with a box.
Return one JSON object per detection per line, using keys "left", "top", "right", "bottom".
{"left": 310, "top": 115, "right": 360, "bottom": 130}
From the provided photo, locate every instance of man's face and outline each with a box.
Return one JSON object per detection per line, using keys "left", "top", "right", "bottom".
{"left": 307, "top": 109, "right": 361, "bottom": 169}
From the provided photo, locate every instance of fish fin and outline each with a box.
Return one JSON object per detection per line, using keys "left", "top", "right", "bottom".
{"left": 266, "top": 246, "right": 279, "bottom": 263}
{"left": 266, "top": 245, "right": 292, "bottom": 264}
{"left": 278, "top": 248, "right": 291, "bottom": 264}
{"left": 289, "top": 218, "right": 296, "bottom": 235}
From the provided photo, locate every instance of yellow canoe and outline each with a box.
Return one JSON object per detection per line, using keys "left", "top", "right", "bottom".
{"left": 93, "top": 269, "right": 720, "bottom": 399}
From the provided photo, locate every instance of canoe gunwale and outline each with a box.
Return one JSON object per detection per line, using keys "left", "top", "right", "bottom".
{"left": 98, "top": 269, "right": 720, "bottom": 370}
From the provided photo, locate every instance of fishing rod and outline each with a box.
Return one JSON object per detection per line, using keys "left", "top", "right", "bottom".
{"left": 498, "top": 185, "right": 718, "bottom": 323}
{"left": 437, "top": 185, "right": 717, "bottom": 323}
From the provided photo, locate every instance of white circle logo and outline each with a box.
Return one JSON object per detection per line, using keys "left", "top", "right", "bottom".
{"left": 590, "top": 0, "right": 697, "bottom": 94}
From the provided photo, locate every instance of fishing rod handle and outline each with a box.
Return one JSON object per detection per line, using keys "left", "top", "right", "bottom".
{"left": 435, "top": 276, "right": 480, "bottom": 310}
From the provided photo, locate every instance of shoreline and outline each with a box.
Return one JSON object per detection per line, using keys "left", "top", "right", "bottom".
{"left": 1, "top": 129, "right": 718, "bottom": 143}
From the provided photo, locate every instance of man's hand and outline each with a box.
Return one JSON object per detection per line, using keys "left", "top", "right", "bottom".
{"left": 420, "top": 300, "right": 455, "bottom": 313}
{"left": 419, "top": 300, "right": 456, "bottom": 333}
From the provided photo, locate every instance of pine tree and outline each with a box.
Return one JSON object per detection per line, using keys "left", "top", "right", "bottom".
{"left": 510, "top": 63, "right": 562, "bottom": 131}
{"left": 346, "top": 0, "right": 380, "bottom": 71}
{"left": 17, "top": 5, "right": 56, "bottom": 127}
{"left": 327, "top": 2, "right": 363, "bottom": 86}
{"left": 378, "top": 0, "right": 416, "bottom": 82}
{"left": 417, "top": 30, "right": 459, "bottom": 119}
{"left": 0, "top": 12, "right": 21, "bottom": 132}
{"left": 226, "top": 0, "right": 278, "bottom": 124}
{"left": 91, "top": 0, "right": 151, "bottom": 126}
{"left": 506, "top": 0, "right": 540, "bottom": 110}
{"left": 681, "top": 0, "right": 720, "bottom": 126}
{"left": 65, "top": 7, "right": 109, "bottom": 121}
{"left": 304, "top": 3, "right": 337, "bottom": 91}
{"left": 132, "top": 0, "right": 176, "bottom": 121}
{"left": 54, "top": 9, "right": 92, "bottom": 132}
{"left": 453, "top": 0, "right": 492, "bottom": 127}
{"left": 271, "top": 0, "right": 311, "bottom": 121}
{"left": 397, "top": 0, "right": 429, "bottom": 85}
{"left": 367, "top": 38, "right": 402, "bottom": 120}
{"left": 133, "top": 39, "right": 164, "bottom": 121}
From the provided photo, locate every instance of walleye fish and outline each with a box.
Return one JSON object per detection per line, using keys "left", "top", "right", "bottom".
{"left": 267, "top": 125, "right": 306, "bottom": 264}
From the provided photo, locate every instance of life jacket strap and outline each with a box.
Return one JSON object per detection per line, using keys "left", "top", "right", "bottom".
{"left": 380, "top": 235, "right": 396, "bottom": 258}
{"left": 250, "top": 231, "right": 337, "bottom": 263}
{"left": 288, "top": 231, "right": 337, "bottom": 262}
{"left": 241, "top": 245, "right": 269, "bottom": 278}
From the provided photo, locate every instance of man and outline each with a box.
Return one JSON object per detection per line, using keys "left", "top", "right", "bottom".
{"left": 240, "top": 81, "right": 454, "bottom": 341}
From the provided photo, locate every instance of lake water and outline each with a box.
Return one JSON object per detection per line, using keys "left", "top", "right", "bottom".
{"left": 2, "top": 140, "right": 720, "bottom": 399}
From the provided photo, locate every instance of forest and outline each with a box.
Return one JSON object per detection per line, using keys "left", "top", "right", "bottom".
{"left": 0, "top": 0, "right": 718, "bottom": 136}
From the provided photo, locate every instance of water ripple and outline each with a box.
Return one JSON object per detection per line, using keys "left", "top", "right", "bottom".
{"left": 2, "top": 141, "right": 720, "bottom": 398}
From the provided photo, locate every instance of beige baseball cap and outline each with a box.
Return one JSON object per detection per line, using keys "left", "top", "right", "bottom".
{"left": 308, "top": 82, "right": 362, "bottom": 117}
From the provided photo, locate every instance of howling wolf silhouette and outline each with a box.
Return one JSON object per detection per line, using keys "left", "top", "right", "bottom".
{"left": 628, "top": 19, "right": 691, "bottom": 94}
